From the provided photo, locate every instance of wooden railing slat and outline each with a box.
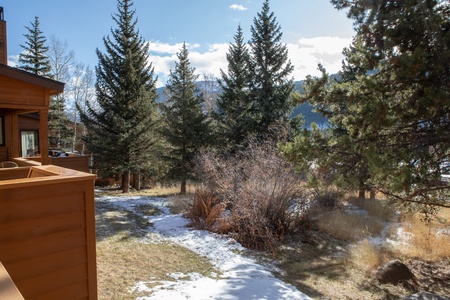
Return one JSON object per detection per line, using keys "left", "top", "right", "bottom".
{"left": 0, "top": 261, "right": 24, "bottom": 300}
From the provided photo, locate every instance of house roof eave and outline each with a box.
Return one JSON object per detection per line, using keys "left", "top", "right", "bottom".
{"left": 0, "top": 64, "right": 65, "bottom": 95}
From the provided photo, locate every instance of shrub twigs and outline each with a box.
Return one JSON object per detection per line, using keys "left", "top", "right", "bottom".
{"left": 189, "top": 139, "right": 307, "bottom": 252}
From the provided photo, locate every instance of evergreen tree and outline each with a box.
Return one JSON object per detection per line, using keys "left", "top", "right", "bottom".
{"left": 281, "top": 63, "right": 373, "bottom": 199}
{"left": 284, "top": 0, "right": 450, "bottom": 209}
{"left": 160, "top": 43, "right": 210, "bottom": 194}
{"left": 48, "top": 36, "right": 75, "bottom": 149}
{"left": 216, "top": 25, "right": 252, "bottom": 148}
{"left": 248, "top": 0, "right": 294, "bottom": 136}
{"left": 78, "top": 0, "right": 158, "bottom": 193}
{"left": 18, "top": 16, "right": 51, "bottom": 77}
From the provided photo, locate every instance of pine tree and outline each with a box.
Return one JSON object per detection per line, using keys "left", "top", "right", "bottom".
{"left": 18, "top": 16, "right": 51, "bottom": 77}
{"left": 160, "top": 43, "right": 210, "bottom": 194}
{"left": 249, "top": 0, "right": 294, "bottom": 136}
{"left": 78, "top": 0, "right": 158, "bottom": 193}
{"left": 285, "top": 0, "right": 450, "bottom": 208}
{"left": 281, "top": 64, "right": 373, "bottom": 199}
{"left": 216, "top": 25, "right": 253, "bottom": 148}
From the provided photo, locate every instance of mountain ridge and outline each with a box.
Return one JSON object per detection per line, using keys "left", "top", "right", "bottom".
{"left": 156, "top": 78, "right": 331, "bottom": 127}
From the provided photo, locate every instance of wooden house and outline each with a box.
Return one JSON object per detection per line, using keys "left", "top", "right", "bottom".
{"left": 0, "top": 8, "right": 97, "bottom": 299}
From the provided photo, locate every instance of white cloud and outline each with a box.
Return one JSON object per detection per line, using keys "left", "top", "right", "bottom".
{"left": 148, "top": 41, "right": 200, "bottom": 55}
{"left": 148, "top": 41, "right": 227, "bottom": 87}
{"left": 7, "top": 54, "right": 19, "bottom": 67}
{"left": 287, "top": 36, "right": 352, "bottom": 80}
{"left": 148, "top": 36, "right": 352, "bottom": 87}
{"left": 230, "top": 4, "right": 248, "bottom": 11}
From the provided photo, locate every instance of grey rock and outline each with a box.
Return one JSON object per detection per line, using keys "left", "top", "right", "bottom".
{"left": 376, "top": 259, "right": 415, "bottom": 284}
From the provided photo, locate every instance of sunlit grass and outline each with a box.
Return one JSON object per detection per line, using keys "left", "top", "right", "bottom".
{"left": 95, "top": 198, "right": 219, "bottom": 299}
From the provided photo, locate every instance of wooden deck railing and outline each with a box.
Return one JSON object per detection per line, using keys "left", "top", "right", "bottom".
{"left": 0, "top": 261, "right": 24, "bottom": 300}
{"left": 0, "top": 165, "right": 97, "bottom": 299}
{"left": 15, "top": 155, "right": 90, "bottom": 173}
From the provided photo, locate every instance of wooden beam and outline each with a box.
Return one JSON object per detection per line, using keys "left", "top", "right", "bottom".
{"left": 3, "top": 114, "right": 12, "bottom": 160}
{"left": 39, "top": 110, "right": 49, "bottom": 165}
{"left": 10, "top": 113, "right": 19, "bottom": 158}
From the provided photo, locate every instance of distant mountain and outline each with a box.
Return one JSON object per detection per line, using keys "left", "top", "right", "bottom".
{"left": 156, "top": 76, "right": 340, "bottom": 127}
{"left": 290, "top": 81, "right": 327, "bottom": 127}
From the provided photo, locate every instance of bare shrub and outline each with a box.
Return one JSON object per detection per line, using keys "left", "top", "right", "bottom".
{"left": 308, "top": 187, "right": 342, "bottom": 212}
{"left": 193, "top": 139, "right": 307, "bottom": 252}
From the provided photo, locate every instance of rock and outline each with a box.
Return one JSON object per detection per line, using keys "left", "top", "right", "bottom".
{"left": 376, "top": 259, "right": 415, "bottom": 284}
{"left": 402, "top": 291, "right": 450, "bottom": 300}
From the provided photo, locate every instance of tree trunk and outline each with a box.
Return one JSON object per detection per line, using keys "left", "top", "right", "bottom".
{"left": 122, "top": 171, "right": 130, "bottom": 193}
{"left": 180, "top": 178, "right": 186, "bottom": 194}
{"left": 134, "top": 171, "right": 141, "bottom": 191}
{"left": 358, "top": 177, "right": 365, "bottom": 199}
{"left": 358, "top": 189, "right": 365, "bottom": 199}
{"left": 370, "top": 189, "right": 376, "bottom": 199}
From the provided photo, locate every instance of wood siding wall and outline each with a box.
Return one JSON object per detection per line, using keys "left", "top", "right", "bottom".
{"left": 51, "top": 156, "right": 90, "bottom": 173}
{"left": 0, "top": 76, "right": 47, "bottom": 110}
{"left": 25, "top": 156, "right": 90, "bottom": 173}
{"left": 0, "top": 166, "right": 97, "bottom": 299}
{"left": 0, "top": 147, "right": 8, "bottom": 161}
{"left": 18, "top": 114, "right": 40, "bottom": 130}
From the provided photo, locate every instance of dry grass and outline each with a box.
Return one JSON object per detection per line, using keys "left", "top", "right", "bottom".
{"left": 275, "top": 199, "right": 450, "bottom": 299}
{"left": 97, "top": 240, "right": 218, "bottom": 299}
{"left": 315, "top": 209, "right": 385, "bottom": 241}
{"left": 437, "top": 207, "right": 450, "bottom": 222}
{"left": 347, "top": 239, "right": 381, "bottom": 271}
{"left": 396, "top": 212, "right": 450, "bottom": 261}
{"left": 165, "top": 193, "right": 193, "bottom": 214}
{"left": 96, "top": 183, "right": 198, "bottom": 198}
{"left": 184, "top": 189, "right": 228, "bottom": 232}
{"left": 346, "top": 197, "right": 396, "bottom": 222}
{"left": 275, "top": 233, "right": 410, "bottom": 300}
{"left": 95, "top": 199, "right": 219, "bottom": 299}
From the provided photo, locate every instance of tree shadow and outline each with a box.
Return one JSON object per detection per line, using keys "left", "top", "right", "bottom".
{"left": 95, "top": 200, "right": 159, "bottom": 242}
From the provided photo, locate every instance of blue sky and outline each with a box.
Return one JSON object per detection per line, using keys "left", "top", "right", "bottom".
{"left": 1, "top": 0, "right": 355, "bottom": 86}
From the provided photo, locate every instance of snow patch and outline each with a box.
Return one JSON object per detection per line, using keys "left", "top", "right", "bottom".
{"left": 98, "top": 196, "right": 311, "bottom": 300}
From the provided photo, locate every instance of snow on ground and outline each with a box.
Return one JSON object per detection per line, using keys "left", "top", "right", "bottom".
{"left": 97, "top": 195, "right": 311, "bottom": 300}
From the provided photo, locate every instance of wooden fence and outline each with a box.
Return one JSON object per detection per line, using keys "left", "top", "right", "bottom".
{"left": 0, "top": 165, "right": 97, "bottom": 299}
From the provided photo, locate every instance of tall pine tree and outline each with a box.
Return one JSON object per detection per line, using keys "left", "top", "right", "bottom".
{"left": 217, "top": 24, "right": 252, "bottom": 149}
{"left": 249, "top": 0, "right": 294, "bottom": 136}
{"left": 78, "top": 0, "right": 158, "bottom": 193}
{"left": 18, "top": 16, "right": 51, "bottom": 77}
{"left": 160, "top": 43, "right": 210, "bottom": 194}
{"left": 284, "top": 0, "right": 450, "bottom": 208}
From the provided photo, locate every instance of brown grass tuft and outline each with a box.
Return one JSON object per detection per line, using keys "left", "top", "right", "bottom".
{"left": 347, "top": 239, "right": 381, "bottom": 271}
{"left": 396, "top": 213, "right": 450, "bottom": 260}
{"left": 316, "top": 209, "right": 385, "bottom": 241}
{"left": 346, "top": 197, "right": 396, "bottom": 222}
{"left": 184, "top": 189, "right": 226, "bottom": 231}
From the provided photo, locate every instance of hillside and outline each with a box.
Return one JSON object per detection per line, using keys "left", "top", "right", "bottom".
{"left": 157, "top": 79, "right": 330, "bottom": 127}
